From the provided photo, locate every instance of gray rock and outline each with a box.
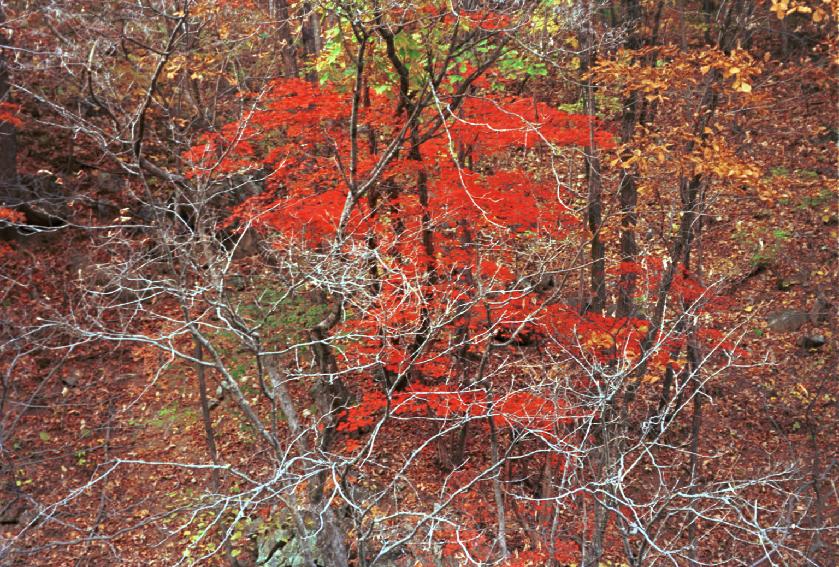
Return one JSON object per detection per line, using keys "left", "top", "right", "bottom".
{"left": 225, "top": 274, "right": 246, "bottom": 291}
{"left": 800, "top": 335, "right": 826, "bottom": 349}
{"left": 766, "top": 310, "right": 809, "bottom": 332}
{"left": 810, "top": 291, "right": 832, "bottom": 325}
{"left": 257, "top": 524, "right": 319, "bottom": 567}
{"left": 775, "top": 278, "right": 800, "bottom": 291}
{"left": 0, "top": 496, "right": 25, "bottom": 524}
{"left": 256, "top": 525, "right": 291, "bottom": 566}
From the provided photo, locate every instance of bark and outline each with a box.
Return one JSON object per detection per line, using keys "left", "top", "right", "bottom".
{"left": 702, "top": 0, "right": 715, "bottom": 45}
{"left": 615, "top": 0, "right": 664, "bottom": 318}
{"left": 581, "top": 3, "right": 605, "bottom": 315}
{"left": 580, "top": 6, "right": 609, "bottom": 564}
{"left": 194, "top": 340, "right": 221, "bottom": 490}
{"left": 616, "top": 163, "right": 638, "bottom": 317}
{"left": 300, "top": 3, "right": 321, "bottom": 83}
{"left": 615, "top": 0, "right": 642, "bottom": 318}
{"left": 487, "top": 396, "right": 508, "bottom": 560}
{"left": 270, "top": 0, "right": 299, "bottom": 77}
{"left": 194, "top": 339, "right": 239, "bottom": 566}
{"left": 686, "top": 333, "right": 703, "bottom": 566}
{"left": 585, "top": 135, "right": 606, "bottom": 315}
{"left": 0, "top": 6, "right": 17, "bottom": 195}
{"left": 307, "top": 302, "right": 351, "bottom": 567}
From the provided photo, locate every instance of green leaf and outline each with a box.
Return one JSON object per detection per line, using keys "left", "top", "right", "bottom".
{"left": 39, "top": 431, "right": 50, "bottom": 442}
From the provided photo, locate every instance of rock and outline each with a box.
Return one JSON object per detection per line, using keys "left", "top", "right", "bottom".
{"left": 775, "top": 278, "right": 799, "bottom": 291}
{"left": 90, "top": 170, "right": 124, "bottom": 195}
{"left": 766, "top": 310, "right": 809, "bottom": 332}
{"left": 256, "top": 525, "right": 291, "bottom": 565}
{"left": 0, "top": 496, "right": 25, "bottom": 524}
{"left": 256, "top": 524, "right": 319, "bottom": 567}
{"left": 223, "top": 228, "right": 260, "bottom": 259}
{"left": 9, "top": 173, "right": 71, "bottom": 226}
{"left": 799, "top": 335, "right": 826, "bottom": 349}
{"left": 225, "top": 274, "right": 246, "bottom": 292}
{"left": 60, "top": 375, "right": 78, "bottom": 388}
{"left": 810, "top": 291, "right": 832, "bottom": 325}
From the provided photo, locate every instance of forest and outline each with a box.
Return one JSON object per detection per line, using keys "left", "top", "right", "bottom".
{"left": 0, "top": 1, "right": 836, "bottom": 565}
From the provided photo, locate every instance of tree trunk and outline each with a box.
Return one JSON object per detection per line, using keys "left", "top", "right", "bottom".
{"left": 300, "top": 3, "right": 321, "bottom": 83}
{"left": 270, "top": 0, "right": 299, "bottom": 78}
{"left": 0, "top": 6, "right": 17, "bottom": 195}
{"left": 193, "top": 339, "right": 240, "bottom": 566}
{"left": 614, "top": 90, "right": 638, "bottom": 314}
{"left": 194, "top": 340, "right": 221, "bottom": 489}
{"left": 581, "top": 2, "right": 605, "bottom": 315}
{"left": 487, "top": 389, "right": 508, "bottom": 560}
{"left": 308, "top": 315, "right": 351, "bottom": 567}
{"left": 615, "top": 0, "right": 642, "bottom": 318}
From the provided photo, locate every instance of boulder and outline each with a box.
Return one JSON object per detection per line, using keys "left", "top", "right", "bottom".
{"left": 0, "top": 495, "right": 24, "bottom": 524}
{"left": 799, "top": 335, "right": 826, "bottom": 350}
{"left": 257, "top": 524, "right": 319, "bottom": 567}
{"left": 810, "top": 291, "right": 832, "bottom": 325}
{"left": 766, "top": 310, "right": 808, "bottom": 332}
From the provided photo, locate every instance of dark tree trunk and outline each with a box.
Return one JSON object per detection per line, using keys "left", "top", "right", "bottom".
{"left": 300, "top": 3, "right": 321, "bottom": 83}
{"left": 0, "top": 7, "right": 17, "bottom": 196}
{"left": 615, "top": 0, "right": 642, "bottom": 318}
{"left": 270, "top": 0, "right": 299, "bottom": 78}
{"left": 702, "top": 0, "right": 715, "bottom": 45}
{"left": 580, "top": 5, "right": 605, "bottom": 315}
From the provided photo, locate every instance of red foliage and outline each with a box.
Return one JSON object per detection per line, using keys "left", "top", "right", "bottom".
{"left": 0, "top": 101, "right": 23, "bottom": 128}
{"left": 0, "top": 207, "right": 25, "bottom": 224}
{"left": 190, "top": 78, "right": 611, "bottom": 249}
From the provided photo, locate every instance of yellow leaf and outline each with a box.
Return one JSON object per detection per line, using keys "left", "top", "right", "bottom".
{"left": 641, "top": 374, "right": 660, "bottom": 384}
{"left": 744, "top": 305, "right": 754, "bottom": 312}
{"left": 738, "top": 81, "right": 752, "bottom": 93}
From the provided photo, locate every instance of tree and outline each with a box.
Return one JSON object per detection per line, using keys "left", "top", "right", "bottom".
{"left": 0, "top": 5, "right": 17, "bottom": 198}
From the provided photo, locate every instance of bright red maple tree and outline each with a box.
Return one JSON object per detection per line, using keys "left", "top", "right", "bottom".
{"left": 175, "top": 62, "right": 737, "bottom": 562}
